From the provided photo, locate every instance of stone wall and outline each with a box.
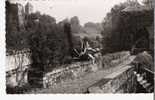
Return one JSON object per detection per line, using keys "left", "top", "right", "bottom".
{"left": 6, "top": 52, "right": 31, "bottom": 87}
{"left": 43, "top": 61, "right": 102, "bottom": 88}
{"left": 6, "top": 65, "right": 29, "bottom": 87}
{"left": 6, "top": 51, "right": 132, "bottom": 90}
{"left": 88, "top": 65, "right": 137, "bottom": 93}
{"left": 42, "top": 51, "right": 130, "bottom": 88}
{"left": 6, "top": 52, "right": 31, "bottom": 71}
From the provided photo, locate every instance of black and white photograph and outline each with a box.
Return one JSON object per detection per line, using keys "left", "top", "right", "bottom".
{"left": 5, "top": 0, "right": 154, "bottom": 94}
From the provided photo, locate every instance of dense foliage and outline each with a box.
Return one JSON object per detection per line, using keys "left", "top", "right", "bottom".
{"left": 28, "top": 14, "right": 73, "bottom": 71}
{"left": 6, "top": 1, "right": 71, "bottom": 70}
{"left": 101, "top": 0, "right": 153, "bottom": 54}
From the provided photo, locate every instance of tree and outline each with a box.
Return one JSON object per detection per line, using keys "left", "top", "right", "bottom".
{"left": 142, "top": 0, "right": 153, "bottom": 8}
{"left": 70, "top": 16, "right": 81, "bottom": 33}
{"left": 28, "top": 13, "right": 72, "bottom": 72}
{"left": 101, "top": 1, "right": 141, "bottom": 53}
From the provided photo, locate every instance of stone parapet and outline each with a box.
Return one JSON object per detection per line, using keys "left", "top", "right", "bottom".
{"left": 43, "top": 61, "right": 101, "bottom": 88}
{"left": 88, "top": 65, "right": 137, "bottom": 93}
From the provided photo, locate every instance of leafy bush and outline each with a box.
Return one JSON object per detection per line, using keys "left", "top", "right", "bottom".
{"left": 28, "top": 14, "right": 71, "bottom": 71}
{"left": 102, "top": 51, "right": 130, "bottom": 68}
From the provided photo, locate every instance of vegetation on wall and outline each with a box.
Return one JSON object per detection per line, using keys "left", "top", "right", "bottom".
{"left": 101, "top": 0, "right": 153, "bottom": 54}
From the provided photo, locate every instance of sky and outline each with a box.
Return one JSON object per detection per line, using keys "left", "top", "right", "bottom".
{"left": 10, "top": 0, "right": 143, "bottom": 25}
